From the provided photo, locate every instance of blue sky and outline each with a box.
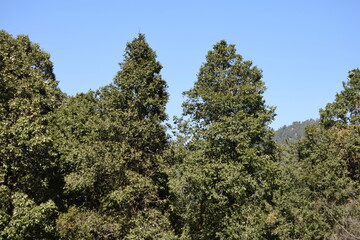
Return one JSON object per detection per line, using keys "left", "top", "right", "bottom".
{"left": 1, "top": 0, "right": 359, "bottom": 129}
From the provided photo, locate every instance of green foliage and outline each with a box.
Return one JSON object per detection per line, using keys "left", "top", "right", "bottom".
{"left": 320, "top": 69, "right": 360, "bottom": 182}
{"left": 171, "top": 40, "right": 278, "bottom": 239}
{"left": 330, "top": 196, "right": 360, "bottom": 239}
{"left": 56, "top": 206, "right": 122, "bottom": 240}
{"left": 51, "top": 92, "right": 105, "bottom": 208}
{"left": 1, "top": 192, "right": 58, "bottom": 240}
{"left": 0, "top": 30, "right": 64, "bottom": 201}
{"left": 114, "top": 33, "right": 168, "bottom": 122}
{"left": 320, "top": 69, "right": 360, "bottom": 128}
{"left": 124, "top": 209, "right": 177, "bottom": 240}
{"left": 0, "top": 185, "right": 11, "bottom": 232}
{"left": 274, "top": 125, "right": 355, "bottom": 239}
{"left": 53, "top": 34, "right": 175, "bottom": 238}
{"left": 274, "top": 69, "right": 360, "bottom": 239}
{"left": 1, "top": 29, "right": 359, "bottom": 239}
{"left": 0, "top": 30, "right": 64, "bottom": 238}
{"left": 101, "top": 34, "right": 173, "bottom": 238}
{"left": 274, "top": 119, "right": 319, "bottom": 144}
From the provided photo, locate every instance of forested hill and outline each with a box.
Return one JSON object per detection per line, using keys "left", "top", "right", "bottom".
{"left": 274, "top": 119, "right": 319, "bottom": 144}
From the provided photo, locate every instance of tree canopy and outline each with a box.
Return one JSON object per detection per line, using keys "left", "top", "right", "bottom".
{"left": 0, "top": 30, "right": 359, "bottom": 239}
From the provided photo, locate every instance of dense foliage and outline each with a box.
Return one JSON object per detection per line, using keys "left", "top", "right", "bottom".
{"left": 1, "top": 30, "right": 359, "bottom": 239}
{"left": 170, "top": 40, "right": 278, "bottom": 239}
{"left": 52, "top": 34, "right": 175, "bottom": 239}
{"left": 0, "top": 30, "right": 65, "bottom": 239}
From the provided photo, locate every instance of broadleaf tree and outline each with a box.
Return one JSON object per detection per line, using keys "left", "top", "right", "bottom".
{"left": 0, "top": 30, "right": 64, "bottom": 239}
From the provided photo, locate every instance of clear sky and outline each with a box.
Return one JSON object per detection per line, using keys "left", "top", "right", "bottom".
{"left": 1, "top": 0, "right": 359, "bottom": 129}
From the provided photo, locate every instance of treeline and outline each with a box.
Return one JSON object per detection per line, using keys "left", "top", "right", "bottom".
{"left": 274, "top": 119, "right": 319, "bottom": 144}
{"left": 0, "top": 30, "right": 359, "bottom": 239}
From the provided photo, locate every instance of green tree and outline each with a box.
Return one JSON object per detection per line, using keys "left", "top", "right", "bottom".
{"left": 0, "top": 30, "right": 64, "bottom": 239}
{"left": 1, "top": 192, "right": 58, "bottom": 240}
{"left": 274, "top": 69, "right": 360, "bottom": 239}
{"left": 102, "top": 33, "right": 174, "bottom": 239}
{"left": 320, "top": 69, "right": 360, "bottom": 128}
{"left": 55, "top": 34, "right": 175, "bottom": 239}
{"left": 171, "top": 40, "right": 278, "bottom": 239}
{"left": 320, "top": 69, "right": 360, "bottom": 182}
{"left": 274, "top": 125, "right": 355, "bottom": 239}
{"left": 51, "top": 92, "right": 103, "bottom": 208}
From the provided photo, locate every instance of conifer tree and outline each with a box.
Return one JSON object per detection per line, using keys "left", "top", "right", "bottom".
{"left": 274, "top": 125, "right": 355, "bottom": 239}
{"left": 55, "top": 34, "right": 175, "bottom": 239}
{"left": 274, "top": 69, "right": 360, "bottom": 239}
{"left": 171, "top": 40, "right": 278, "bottom": 239}
{"left": 100, "top": 33, "right": 174, "bottom": 239}
{"left": 320, "top": 69, "right": 360, "bottom": 128}
{"left": 110, "top": 33, "right": 168, "bottom": 174}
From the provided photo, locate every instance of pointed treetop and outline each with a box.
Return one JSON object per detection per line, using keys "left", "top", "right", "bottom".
{"left": 183, "top": 40, "right": 269, "bottom": 125}
{"left": 320, "top": 68, "right": 360, "bottom": 128}
{"left": 113, "top": 33, "right": 168, "bottom": 120}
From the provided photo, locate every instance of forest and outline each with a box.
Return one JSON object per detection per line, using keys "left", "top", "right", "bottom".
{"left": 274, "top": 119, "right": 319, "bottom": 145}
{"left": 0, "top": 30, "right": 359, "bottom": 239}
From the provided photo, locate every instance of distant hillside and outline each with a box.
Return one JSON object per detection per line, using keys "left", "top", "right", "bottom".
{"left": 274, "top": 119, "right": 319, "bottom": 144}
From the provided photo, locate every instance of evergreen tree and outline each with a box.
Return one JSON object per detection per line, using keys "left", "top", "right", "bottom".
{"left": 171, "top": 40, "right": 278, "bottom": 239}
{"left": 320, "top": 69, "right": 360, "bottom": 128}
{"left": 99, "top": 33, "right": 174, "bottom": 239}
{"left": 0, "top": 30, "right": 64, "bottom": 239}
{"left": 55, "top": 34, "right": 175, "bottom": 239}
{"left": 53, "top": 91, "right": 127, "bottom": 239}
{"left": 320, "top": 69, "right": 360, "bottom": 182}
{"left": 274, "top": 69, "right": 360, "bottom": 239}
{"left": 51, "top": 92, "right": 103, "bottom": 208}
{"left": 274, "top": 125, "right": 355, "bottom": 239}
